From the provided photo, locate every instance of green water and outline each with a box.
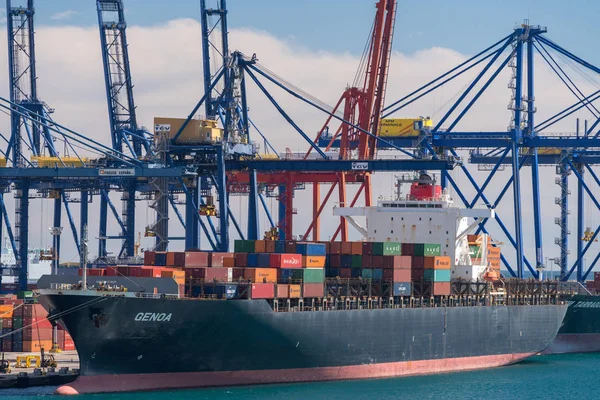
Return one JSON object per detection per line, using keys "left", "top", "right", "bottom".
{"left": 2, "top": 353, "right": 599, "bottom": 400}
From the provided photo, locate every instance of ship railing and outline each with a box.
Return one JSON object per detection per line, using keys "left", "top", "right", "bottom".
{"left": 133, "top": 292, "right": 181, "bottom": 299}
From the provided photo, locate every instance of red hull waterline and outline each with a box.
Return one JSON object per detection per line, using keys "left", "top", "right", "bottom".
{"left": 56, "top": 352, "right": 535, "bottom": 395}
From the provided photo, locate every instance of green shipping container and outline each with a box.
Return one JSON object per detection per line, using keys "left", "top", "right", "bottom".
{"left": 371, "top": 242, "right": 384, "bottom": 255}
{"left": 351, "top": 255, "right": 362, "bottom": 268}
{"left": 234, "top": 240, "right": 255, "bottom": 253}
{"left": 13, "top": 316, "right": 23, "bottom": 329}
{"left": 17, "top": 291, "right": 34, "bottom": 300}
{"left": 423, "top": 244, "right": 441, "bottom": 256}
{"left": 424, "top": 269, "right": 451, "bottom": 282}
{"left": 361, "top": 269, "right": 373, "bottom": 279}
{"left": 292, "top": 268, "right": 325, "bottom": 283}
{"left": 382, "top": 242, "right": 401, "bottom": 256}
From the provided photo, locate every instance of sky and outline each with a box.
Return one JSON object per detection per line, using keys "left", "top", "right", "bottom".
{"left": 1, "top": 0, "right": 600, "bottom": 275}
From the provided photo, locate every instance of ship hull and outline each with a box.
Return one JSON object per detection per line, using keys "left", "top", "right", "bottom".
{"left": 544, "top": 295, "right": 600, "bottom": 354}
{"left": 38, "top": 293, "right": 567, "bottom": 395}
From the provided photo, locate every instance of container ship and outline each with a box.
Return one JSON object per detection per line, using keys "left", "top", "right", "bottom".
{"left": 35, "top": 175, "right": 567, "bottom": 395}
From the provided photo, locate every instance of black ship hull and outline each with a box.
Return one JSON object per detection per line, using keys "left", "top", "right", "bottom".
{"left": 544, "top": 295, "right": 600, "bottom": 354}
{"left": 38, "top": 293, "right": 567, "bottom": 394}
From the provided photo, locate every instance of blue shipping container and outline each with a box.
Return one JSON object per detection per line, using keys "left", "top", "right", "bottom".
{"left": 295, "top": 243, "right": 326, "bottom": 256}
{"left": 246, "top": 253, "right": 259, "bottom": 268}
{"left": 372, "top": 268, "right": 383, "bottom": 280}
{"left": 351, "top": 269, "right": 361, "bottom": 278}
{"left": 154, "top": 252, "right": 167, "bottom": 266}
{"left": 257, "top": 253, "right": 271, "bottom": 267}
{"left": 274, "top": 241, "right": 286, "bottom": 253}
{"left": 203, "top": 284, "right": 239, "bottom": 299}
{"left": 341, "top": 255, "right": 353, "bottom": 268}
{"left": 278, "top": 268, "right": 295, "bottom": 280}
{"left": 326, "top": 268, "right": 340, "bottom": 277}
{"left": 393, "top": 282, "right": 412, "bottom": 296}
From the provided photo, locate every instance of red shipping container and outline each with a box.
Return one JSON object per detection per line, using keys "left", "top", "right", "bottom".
{"left": 1, "top": 340, "right": 12, "bottom": 352}
{"left": 339, "top": 269, "right": 352, "bottom": 278}
{"left": 78, "top": 268, "right": 105, "bottom": 277}
{"left": 265, "top": 241, "right": 276, "bottom": 253}
{"left": 167, "top": 252, "right": 186, "bottom": 266}
{"left": 63, "top": 340, "right": 76, "bottom": 351}
{"left": 23, "top": 327, "right": 53, "bottom": 341}
{"left": 105, "top": 266, "right": 118, "bottom": 276}
{"left": 362, "top": 242, "right": 373, "bottom": 255}
{"left": 401, "top": 243, "right": 415, "bottom": 256}
{"left": 205, "top": 268, "right": 233, "bottom": 282}
{"left": 144, "top": 251, "right": 156, "bottom": 266}
{"left": 383, "top": 269, "right": 412, "bottom": 282}
{"left": 250, "top": 283, "right": 275, "bottom": 299}
{"left": 341, "top": 242, "right": 353, "bottom": 255}
{"left": 383, "top": 256, "right": 412, "bottom": 269}
{"left": 209, "top": 252, "right": 233, "bottom": 268}
{"left": 276, "top": 284, "right": 289, "bottom": 298}
{"left": 433, "top": 282, "right": 451, "bottom": 295}
{"left": 23, "top": 304, "right": 47, "bottom": 318}
{"left": 595, "top": 272, "right": 600, "bottom": 282}
{"left": 329, "top": 255, "right": 342, "bottom": 268}
{"left": 371, "top": 255, "right": 383, "bottom": 268}
{"left": 285, "top": 241, "right": 296, "bottom": 253}
{"left": 185, "top": 267, "right": 206, "bottom": 279}
{"left": 270, "top": 254, "right": 302, "bottom": 269}
{"left": 329, "top": 242, "right": 342, "bottom": 255}
{"left": 412, "top": 256, "right": 425, "bottom": 269}
{"left": 361, "top": 255, "right": 372, "bottom": 268}
{"left": 302, "top": 283, "right": 324, "bottom": 298}
{"left": 223, "top": 258, "right": 235, "bottom": 268}
{"left": 411, "top": 268, "right": 425, "bottom": 281}
{"left": 23, "top": 316, "right": 53, "bottom": 329}
{"left": 235, "top": 253, "right": 248, "bottom": 268}
{"left": 185, "top": 252, "right": 209, "bottom": 268}
{"left": 232, "top": 268, "right": 245, "bottom": 280}
{"left": 350, "top": 242, "right": 363, "bottom": 255}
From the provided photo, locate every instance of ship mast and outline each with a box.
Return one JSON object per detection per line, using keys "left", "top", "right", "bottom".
{"left": 81, "top": 224, "right": 88, "bottom": 290}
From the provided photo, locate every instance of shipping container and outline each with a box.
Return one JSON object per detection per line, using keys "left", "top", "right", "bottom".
{"left": 277, "top": 268, "right": 295, "bottom": 281}
{"left": 234, "top": 240, "right": 255, "bottom": 253}
{"left": 382, "top": 255, "right": 412, "bottom": 269}
{"left": 154, "top": 252, "right": 167, "bottom": 266}
{"left": 341, "top": 241, "right": 353, "bottom": 255}
{"left": 247, "top": 253, "right": 259, "bottom": 268}
{"left": 412, "top": 256, "right": 425, "bottom": 269}
{"left": 302, "top": 256, "right": 326, "bottom": 268}
{"left": 393, "top": 282, "right": 412, "bottom": 296}
{"left": 411, "top": 268, "right": 424, "bottom": 281}
{"left": 143, "top": 251, "right": 156, "bottom": 266}
{"left": 351, "top": 255, "right": 362, "bottom": 268}
{"left": 22, "top": 339, "right": 53, "bottom": 352}
{"left": 289, "top": 284, "right": 301, "bottom": 298}
{"left": 302, "top": 283, "right": 324, "bottom": 298}
{"left": 326, "top": 268, "right": 340, "bottom": 277}
{"left": 160, "top": 270, "right": 185, "bottom": 285}
{"left": 285, "top": 241, "right": 297, "bottom": 253}
{"left": 0, "top": 304, "right": 14, "bottom": 318}
{"left": 371, "top": 255, "right": 383, "bottom": 268}
{"left": 265, "top": 240, "right": 276, "bottom": 253}
{"left": 23, "top": 304, "right": 47, "bottom": 318}
{"left": 488, "top": 247, "right": 501, "bottom": 258}
{"left": 350, "top": 242, "right": 363, "bottom": 255}
{"left": 383, "top": 269, "right": 411, "bottom": 282}
{"left": 382, "top": 242, "right": 402, "bottom": 256}
{"left": 424, "top": 269, "right": 451, "bottom": 282}
{"left": 185, "top": 252, "right": 209, "bottom": 268}
{"left": 595, "top": 272, "right": 600, "bottom": 282}
{"left": 296, "top": 242, "right": 326, "bottom": 256}
{"left": 362, "top": 242, "right": 373, "bottom": 255}
{"left": 205, "top": 268, "right": 233, "bottom": 282}
{"left": 223, "top": 258, "right": 235, "bottom": 268}
{"left": 23, "top": 327, "right": 53, "bottom": 341}
{"left": 372, "top": 269, "right": 383, "bottom": 280}
{"left": 166, "top": 252, "right": 186, "bottom": 267}
{"left": 22, "top": 316, "right": 53, "bottom": 329}
{"left": 185, "top": 267, "right": 206, "bottom": 279}
{"left": 203, "top": 283, "right": 239, "bottom": 299}
{"left": 361, "top": 269, "right": 373, "bottom": 279}
{"left": 276, "top": 284, "right": 289, "bottom": 299}
{"left": 234, "top": 253, "right": 248, "bottom": 268}
{"left": 490, "top": 259, "right": 501, "bottom": 269}
{"left": 256, "top": 253, "right": 272, "bottom": 268}
{"left": 274, "top": 240, "right": 286, "bottom": 253}
{"left": 339, "top": 269, "right": 352, "bottom": 278}
{"left": 78, "top": 268, "right": 105, "bottom": 277}
{"left": 232, "top": 268, "right": 245, "bottom": 280}
{"left": 341, "top": 255, "right": 353, "bottom": 268}
{"left": 401, "top": 243, "right": 415, "bottom": 256}
{"left": 329, "top": 254, "right": 342, "bottom": 268}
{"left": 432, "top": 282, "right": 451, "bottom": 295}
{"left": 209, "top": 252, "right": 233, "bottom": 268}
{"left": 254, "top": 240, "right": 267, "bottom": 253}
{"left": 351, "top": 269, "right": 361, "bottom": 278}
{"left": 249, "top": 283, "right": 275, "bottom": 299}
{"left": 329, "top": 242, "right": 342, "bottom": 255}
{"left": 361, "top": 255, "right": 372, "bottom": 268}
{"left": 424, "top": 256, "right": 451, "bottom": 270}
{"left": 292, "top": 268, "right": 325, "bottom": 283}
{"left": 244, "top": 268, "right": 277, "bottom": 283}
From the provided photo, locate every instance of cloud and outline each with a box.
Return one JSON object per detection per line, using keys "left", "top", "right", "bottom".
{"left": 51, "top": 10, "right": 79, "bottom": 21}
{"left": 0, "top": 18, "right": 596, "bottom": 268}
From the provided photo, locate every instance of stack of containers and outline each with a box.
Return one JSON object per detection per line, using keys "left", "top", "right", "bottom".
{"left": 424, "top": 255, "right": 451, "bottom": 295}
{"left": 295, "top": 243, "right": 326, "bottom": 298}
{"left": 587, "top": 273, "right": 600, "bottom": 292}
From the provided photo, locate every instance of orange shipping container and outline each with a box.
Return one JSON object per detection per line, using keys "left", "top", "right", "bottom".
{"left": 289, "top": 284, "right": 301, "bottom": 298}
{"left": 254, "top": 240, "right": 266, "bottom": 253}
{"left": 341, "top": 242, "right": 353, "bottom": 255}
{"left": 160, "top": 270, "right": 185, "bottom": 285}
{"left": 276, "top": 284, "right": 289, "bottom": 298}
{"left": 490, "top": 259, "right": 501, "bottom": 269}
{"left": 223, "top": 258, "right": 235, "bottom": 268}
{"left": 0, "top": 305, "right": 13, "bottom": 318}
{"left": 488, "top": 247, "right": 501, "bottom": 258}
{"left": 424, "top": 256, "right": 451, "bottom": 270}
{"left": 351, "top": 242, "right": 363, "bottom": 255}
{"left": 22, "top": 340, "right": 53, "bottom": 352}
{"left": 243, "top": 268, "right": 277, "bottom": 283}
{"left": 302, "top": 256, "right": 326, "bottom": 268}
{"left": 265, "top": 241, "right": 276, "bottom": 253}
